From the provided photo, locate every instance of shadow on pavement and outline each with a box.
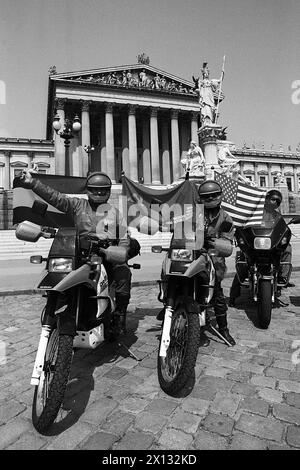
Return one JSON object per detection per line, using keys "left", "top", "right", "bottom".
{"left": 41, "top": 329, "right": 139, "bottom": 437}
{"left": 289, "top": 296, "right": 300, "bottom": 307}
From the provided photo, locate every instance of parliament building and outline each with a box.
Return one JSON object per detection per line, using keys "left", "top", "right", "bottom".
{"left": 1, "top": 59, "right": 300, "bottom": 199}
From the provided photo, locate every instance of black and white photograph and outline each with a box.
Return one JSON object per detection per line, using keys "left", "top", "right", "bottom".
{"left": 0, "top": 0, "right": 299, "bottom": 454}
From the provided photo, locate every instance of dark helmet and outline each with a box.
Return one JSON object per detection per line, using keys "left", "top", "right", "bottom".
{"left": 198, "top": 180, "right": 222, "bottom": 209}
{"left": 266, "top": 189, "right": 282, "bottom": 207}
{"left": 86, "top": 172, "right": 112, "bottom": 204}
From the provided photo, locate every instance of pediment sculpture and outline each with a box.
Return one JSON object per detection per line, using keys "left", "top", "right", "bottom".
{"left": 67, "top": 69, "right": 196, "bottom": 95}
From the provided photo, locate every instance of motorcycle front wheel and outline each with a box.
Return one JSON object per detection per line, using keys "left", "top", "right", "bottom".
{"left": 157, "top": 304, "right": 200, "bottom": 395}
{"left": 257, "top": 279, "right": 272, "bottom": 329}
{"left": 32, "top": 328, "right": 73, "bottom": 433}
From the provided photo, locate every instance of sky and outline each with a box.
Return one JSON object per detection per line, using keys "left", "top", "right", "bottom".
{"left": 1, "top": 0, "right": 300, "bottom": 151}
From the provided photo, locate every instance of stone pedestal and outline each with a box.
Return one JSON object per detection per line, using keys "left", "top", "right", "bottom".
{"left": 198, "top": 124, "right": 224, "bottom": 177}
{"left": 275, "top": 181, "right": 289, "bottom": 215}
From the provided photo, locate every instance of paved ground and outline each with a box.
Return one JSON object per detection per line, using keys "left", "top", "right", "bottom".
{"left": 2, "top": 243, "right": 300, "bottom": 293}
{"left": 0, "top": 275, "right": 300, "bottom": 450}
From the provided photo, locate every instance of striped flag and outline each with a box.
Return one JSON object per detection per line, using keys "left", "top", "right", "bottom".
{"left": 214, "top": 172, "right": 266, "bottom": 227}
{"left": 13, "top": 174, "right": 87, "bottom": 227}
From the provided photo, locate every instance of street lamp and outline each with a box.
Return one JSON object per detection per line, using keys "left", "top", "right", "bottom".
{"left": 84, "top": 145, "right": 95, "bottom": 175}
{"left": 52, "top": 114, "right": 81, "bottom": 176}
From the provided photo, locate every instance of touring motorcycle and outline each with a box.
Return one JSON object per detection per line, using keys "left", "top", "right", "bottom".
{"left": 151, "top": 220, "right": 233, "bottom": 395}
{"left": 234, "top": 214, "right": 300, "bottom": 328}
{"left": 15, "top": 220, "right": 140, "bottom": 433}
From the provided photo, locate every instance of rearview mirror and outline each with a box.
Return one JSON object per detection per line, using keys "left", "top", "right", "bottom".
{"left": 288, "top": 216, "right": 300, "bottom": 225}
{"left": 152, "top": 246, "right": 163, "bottom": 253}
{"left": 16, "top": 221, "right": 43, "bottom": 242}
{"left": 30, "top": 255, "right": 44, "bottom": 264}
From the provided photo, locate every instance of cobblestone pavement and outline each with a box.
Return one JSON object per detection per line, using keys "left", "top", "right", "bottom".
{"left": 0, "top": 277, "right": 300, "bottom": 450}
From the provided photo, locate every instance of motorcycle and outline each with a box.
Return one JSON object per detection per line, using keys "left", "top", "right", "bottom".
{"left": 151, "top": 221, "right": 233, "bottom": 396}
{"left": 15, "top": 220, "right": 140, "bottom": 433}
{"left": 234, "top": 214, "right": 300, "bottom": 328}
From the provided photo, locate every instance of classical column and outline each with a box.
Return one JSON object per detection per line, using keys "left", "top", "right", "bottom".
{"left": 105, "top": 103, "right": 116, "bottom": 183}
{"left": 71, "top": 135, "right": 81, "bottom": 176}
{"left": 4, "top": 151, "right": 10, "bottom": 189}
{"left": 171, "top": 109, "right": 180, "bottom": 182}
{"left": 128, "top": 105, "right": 138, "bottom": 181}
{"left": 191, "top": 111, "right": 199, "bottom": 143}
{"left": 54, "top": 98, "right": 66, "bottom": 175}
{"left": 254, "top": 162, "right": 258, "bottom": 186}
{"left": 28, "top": 151, "right": 34, "bottom": 169}
{"left": 100, "top": 115, "right": 107, "bottom": 173}
{"left": 142, "top": 115, "right": 151, "bottom": 184}
{"left": 150, "top": 107, "right": 160, "bottom": 185}
{"left": 161, "top": 119, "right": 170, "bottom": 185}
{"left": 121, "top": 113, "right": 130, "bottom": 177}
{"left": 268, "top": 163, "right": 272, "bottom": 188}
{"left": 81, "top": 101, "right": 91, "bottom": 176}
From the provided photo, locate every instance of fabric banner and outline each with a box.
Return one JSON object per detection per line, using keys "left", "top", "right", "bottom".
{"left": 121, "top": 176, "right": 203, "bottom": 239}
{"left": 13, "top": 174, "right": 87, "bottom": 227}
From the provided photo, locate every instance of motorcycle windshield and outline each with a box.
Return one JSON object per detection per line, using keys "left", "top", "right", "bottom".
{"left": 251, "top": 210, "right": 287, "bottom": 238}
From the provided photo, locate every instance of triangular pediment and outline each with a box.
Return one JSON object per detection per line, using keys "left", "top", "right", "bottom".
{"left": 50, "top": 64, "right": 198, "bottom": 96}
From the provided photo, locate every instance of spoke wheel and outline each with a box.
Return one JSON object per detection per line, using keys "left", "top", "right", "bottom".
{"left": 32, "top": 329, "right": 73, "bottom": 433}
{"left": 158, "top": 304, "right": 200, "bottom": 395}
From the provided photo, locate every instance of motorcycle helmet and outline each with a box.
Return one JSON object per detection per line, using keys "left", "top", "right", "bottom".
{"left": 266, "top": 189, "right": 282, "bottom": 207}
{"left": 86, "top": 172, "right": 112, "bottom": 205}
{"left": 198, "top": 180, "right": 222, "bottom": 209}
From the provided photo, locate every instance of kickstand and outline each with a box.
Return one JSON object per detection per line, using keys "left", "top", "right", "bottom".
{"left": 117, "top": 341, "right": 142, "bottom": 361}
{"left": 276, "top": 298, "right": 289, "bottom": 307}
{"left": 208, "top": 324, "right": 233, "bottom": 347}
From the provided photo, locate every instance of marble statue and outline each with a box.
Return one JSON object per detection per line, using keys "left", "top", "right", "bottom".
{"left": 195, "top": 63, "right": 221, "bottom": 126}
{"left": 181, "top": 140, "right": 205, "bottom": 176}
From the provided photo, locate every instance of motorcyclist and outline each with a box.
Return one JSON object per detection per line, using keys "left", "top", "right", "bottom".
{"left": 21, "top": 170, "right": 133, "bottom": 334}
{"left": 198, "top": 180, "right": 236, "bottom": 346}
{"left": 229, "top": 189, "right": 292, "bottom": 306}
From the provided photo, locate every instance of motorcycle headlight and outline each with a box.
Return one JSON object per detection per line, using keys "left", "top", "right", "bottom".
{"left": 48, "top": 258, "right": 73, "bottom": 272}
{"left": 254, "top": 237, "right": 271, "bottom": 250}
{"left": 171, "top": 249, "right": 193, "bottom": 262}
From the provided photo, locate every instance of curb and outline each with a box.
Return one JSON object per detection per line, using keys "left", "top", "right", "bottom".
{"left": 2, "top": 267, "right": 300, "bottom": 296}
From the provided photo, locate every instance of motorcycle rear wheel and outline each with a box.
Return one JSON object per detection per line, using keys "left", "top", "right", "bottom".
{"left": 157, "top": 304, "right": 200, "bottom": 395}
{"left": 32, "top": 328, "right": 73, "bottom": 433}
{"left": 257, "top": 279, "right": 272, "bottom": 329}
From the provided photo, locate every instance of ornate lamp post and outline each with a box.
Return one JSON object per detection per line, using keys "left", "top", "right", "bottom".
{"left": 52, "top": 114, "right": 81, "bottom": 176}
{"left": 83, "top": 145, "right": 95, "bottom": 175}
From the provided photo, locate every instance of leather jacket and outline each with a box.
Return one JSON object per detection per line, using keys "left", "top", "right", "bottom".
{"left": 30, "top": 179, "right": 130, "bottom": 250}
{"left": 204, "top": 207, "right": 234, "bottom": 281}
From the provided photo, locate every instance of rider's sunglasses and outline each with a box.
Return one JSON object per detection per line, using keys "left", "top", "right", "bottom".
{"left": 201, "top": 192, "right": 221, "bottom": 200}
{"left": 87, "top": 187, "right": 110, "bottom": 195}
{"left": 269, "top": 197, "right": 281, "bottom": 205}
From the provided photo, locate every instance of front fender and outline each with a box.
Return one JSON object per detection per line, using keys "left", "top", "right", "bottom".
{"left": 52, "top": 264, "right": 99, "bottom": 293}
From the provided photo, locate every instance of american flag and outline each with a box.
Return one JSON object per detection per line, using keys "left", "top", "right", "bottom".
{"left": 214, "top": 172, "right": 266, "bottom": 227}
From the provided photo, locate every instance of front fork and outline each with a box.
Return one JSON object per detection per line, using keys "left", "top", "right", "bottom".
{"left": 31, "top": 291, "right": 76, "bottom": 386}
{"left": 252, "top": 265, "right": 276, "bottom": 303}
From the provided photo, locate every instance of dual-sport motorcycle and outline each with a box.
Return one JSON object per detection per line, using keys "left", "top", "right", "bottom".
{"left": 151, "top": 221, "right": 233, "bottom": 396}
{"left": 234, "top": 214, "right": 300, "bottom": 328}
{"left": 15, "top": 220, "right": 140, "bottom": 433}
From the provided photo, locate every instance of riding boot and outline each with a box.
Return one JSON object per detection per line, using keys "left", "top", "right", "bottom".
{"left": 115, "top": 294, "right": 130, "bottom": 335}
{"left": 199, "top": 329, "right": 210, "bottom": 347}
{"left": 216, "top": 313, "right": 236, "bottom": 346}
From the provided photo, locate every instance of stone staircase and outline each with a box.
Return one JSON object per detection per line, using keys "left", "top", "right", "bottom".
{"left": 0, "top": 229, "right": 172, "bottom": 260}
{"left": 1, "top": 223, "right": 300, "bottom": 261}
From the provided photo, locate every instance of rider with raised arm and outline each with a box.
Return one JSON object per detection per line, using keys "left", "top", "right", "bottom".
{"left": 21, "top": 170, "right": 132, "bottom": 334}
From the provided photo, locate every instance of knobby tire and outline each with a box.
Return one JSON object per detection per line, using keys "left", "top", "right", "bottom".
{"left": 157, "top": 304, "right": 200, "bottom": 396}
{"left": 32, "top": 329, "right": 73, "bottom": 433}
